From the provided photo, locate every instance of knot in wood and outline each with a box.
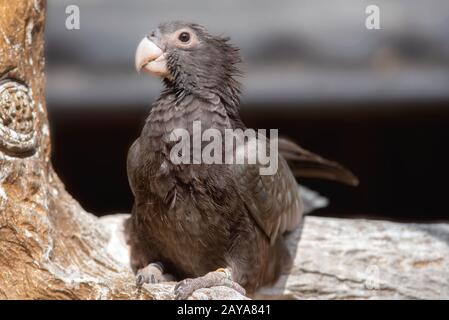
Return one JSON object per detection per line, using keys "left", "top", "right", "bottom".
{"left": 0, "top": 80, "right": 37, "bottom": 157}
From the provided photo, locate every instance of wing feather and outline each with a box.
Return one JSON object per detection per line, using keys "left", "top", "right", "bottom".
{"left": 235, "top": 137, "right": 358, "bottom": 244}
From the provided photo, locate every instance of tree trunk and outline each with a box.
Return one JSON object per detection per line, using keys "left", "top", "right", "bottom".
{"left": 0, "top": 0, "right": 152, "bottom": 300}
{"left": 0, "top": 0, "right": 447, "bottom": 300}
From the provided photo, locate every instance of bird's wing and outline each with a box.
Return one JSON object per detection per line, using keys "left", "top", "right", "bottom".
{"left": 235, "top": 137, "right": 358, "bottom": 245}
{"left": 234, "top": 137, "right": 304, "bottom": 245}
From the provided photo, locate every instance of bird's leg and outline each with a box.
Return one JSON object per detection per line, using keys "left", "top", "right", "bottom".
{"left": 174, "top": 267, "right": 246, "bottom": 300}
{"left": 136, "top": 262, "right": 175, "bottom": 287}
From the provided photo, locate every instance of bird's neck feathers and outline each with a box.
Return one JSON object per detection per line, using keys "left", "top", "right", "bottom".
{"left": 163, "top": 76, "right": 244, "bottom": 128}
{"left": 164, "top": 75, "right": 241, "bottom": 109}
{"left": 162, "top": 40, "right": 244, "bottom": 128}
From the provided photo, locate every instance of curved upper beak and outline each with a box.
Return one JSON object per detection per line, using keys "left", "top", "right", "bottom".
{"left": 135, "top": 37, "right": 169, "bottom": 77}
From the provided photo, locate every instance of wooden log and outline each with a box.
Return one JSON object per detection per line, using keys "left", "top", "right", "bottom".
{"left": 100, "top": 214, "right": 449, "bottom": 300}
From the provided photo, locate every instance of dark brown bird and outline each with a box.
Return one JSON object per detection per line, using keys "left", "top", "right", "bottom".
{"left": 127, "top": 21, "right": 358, "bottom": 299}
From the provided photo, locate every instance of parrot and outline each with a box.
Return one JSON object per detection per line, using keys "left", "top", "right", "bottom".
{"left": 127, "top": 21, "right": 358, "bottom": 299}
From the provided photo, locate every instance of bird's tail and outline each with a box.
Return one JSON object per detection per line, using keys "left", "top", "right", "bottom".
{"left": 278, "top": 138, "right": 359, "bottom": 187}
{"left": 278, "top": 137, "right": 358, "bottom": 214}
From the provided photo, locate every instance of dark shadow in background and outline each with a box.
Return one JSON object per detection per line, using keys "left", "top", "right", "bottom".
{"left": 48, "top": 100, "right": 449, "bottom": 222}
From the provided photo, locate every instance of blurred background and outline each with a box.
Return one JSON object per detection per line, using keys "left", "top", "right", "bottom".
{"left": 45, "top": 0, "right": 449, "bottom": 221}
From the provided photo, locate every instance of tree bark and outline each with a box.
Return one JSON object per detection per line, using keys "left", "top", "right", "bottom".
{"left": 0, "top": 0, "right": 447, "bottom": 300}
{"left": 255, "top": 217, "right": 449, "bottom": 299}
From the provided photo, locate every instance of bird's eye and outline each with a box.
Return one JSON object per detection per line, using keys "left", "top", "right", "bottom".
{"left": 178, "top": 32, "right": 191, "bottom": 43}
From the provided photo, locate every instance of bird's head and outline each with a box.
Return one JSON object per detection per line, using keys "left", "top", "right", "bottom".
{"left": 135, "top": 21, "right": 241, "bottom": 103}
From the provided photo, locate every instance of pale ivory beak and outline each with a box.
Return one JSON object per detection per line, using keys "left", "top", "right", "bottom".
{"left": 135, "top": 37, "right": 169, "bottom": 77}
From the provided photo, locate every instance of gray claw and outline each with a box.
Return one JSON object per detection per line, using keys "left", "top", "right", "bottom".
{"left": 136, "top": 274, "right": 145, "bottom": 287}
{"left": 173, "top": 272, "right": 246, "bottom": 299}
{"left": 174, "top": 279, "right": 194, "bottom": 300}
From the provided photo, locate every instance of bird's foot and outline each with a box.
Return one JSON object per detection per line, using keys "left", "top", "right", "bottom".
{"left": 136, "top": 262, "right": 175, "bottom": 287}
{"left": 174, "top": 268, "right": 246, "bottom": 300}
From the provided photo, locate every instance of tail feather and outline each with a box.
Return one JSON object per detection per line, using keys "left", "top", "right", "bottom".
{"left": 278, "top": 138, "right": 359, "bottom": 186}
